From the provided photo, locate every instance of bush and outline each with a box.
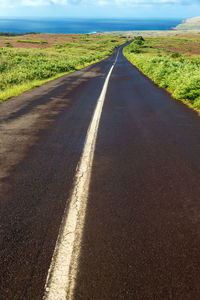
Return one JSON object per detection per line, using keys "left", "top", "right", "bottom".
{"left": 132, "top": 36, "right": 145, "bottom": 46}
{"left": 134, "top": 39, "right": 144, "bottom": 46}
{"left": 4, "top": 42, "right": 13, "bottom": 48}
{"left": 130, "top": 44, "right": 141, "bottom": 53}
{"left": 135, "top": 36, "right": 145, "bottom": 42}
{"left": 171, "top": 52, "right": 181, "bottom": 58}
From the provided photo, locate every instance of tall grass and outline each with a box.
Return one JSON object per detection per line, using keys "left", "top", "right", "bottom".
{"left": 0, "top": 35, "right": 125, "bottom": 102}
{"left": 124, "top": 38, "right": 200, "bottom": 110}
{"left": 16, "top": 39, "right": 48, "bottom": 44}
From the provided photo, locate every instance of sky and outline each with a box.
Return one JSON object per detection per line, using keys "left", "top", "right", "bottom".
{"left": 0, "top": 0, "right": 200, "bottom": 19}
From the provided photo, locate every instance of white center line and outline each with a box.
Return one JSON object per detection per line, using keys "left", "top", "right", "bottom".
{"left": 43, "top": 49, "right": 120, "bottom": 300}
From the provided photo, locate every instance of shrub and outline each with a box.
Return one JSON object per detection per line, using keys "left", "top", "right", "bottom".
{"left": 135, "top": 36, "right": 145, "bottom": 42}
{"left": 4, "top": 42, "right": 13, "bottom": 48}
{"left": 130, "top": 44, "right": 141, "bottom": 53}
{"left": 134, "top": 39, "right": 144, "bottom": 46}
{"left": 171, "top": 52, "right": 181, "bottom": 58}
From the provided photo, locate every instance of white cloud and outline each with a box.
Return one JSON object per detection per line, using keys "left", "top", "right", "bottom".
{"left": 50, "top": 0, "right": 68, "bottom": 4}
{"left": 98, "top": 0, "right": 110, "bottom": 5}
{"left": 78, "top": 0, "right": 200, "bottom": 6}
{"left": 114, "top": 0, "right": 189, "bottom": 5}
{"left": 21, "top": 0, "right": 68, "bottom": 6}
{"left": 0, "top": 0, "right": 199, "bottom": 8}
{"left": 21, "top": 0, "right": 50, "bottom": 6}
{"left": 0, "top": 0, "right": 68, "bottom": 7}
{"left": 0, "top": 0, "right": 15, "bottom": 7}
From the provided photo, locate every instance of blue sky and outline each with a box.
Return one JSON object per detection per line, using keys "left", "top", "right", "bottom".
{"left": 0, "top": 0, "right": 200, "bottom": 19}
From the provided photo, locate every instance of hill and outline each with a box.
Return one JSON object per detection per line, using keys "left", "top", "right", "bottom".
{"left": 175, "top": 17, "right": 200, "bottom": 30}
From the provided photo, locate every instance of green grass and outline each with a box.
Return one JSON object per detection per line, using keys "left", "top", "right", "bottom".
{"left": 123, "top": 37, "right": 200, "bottom": 111}
{"left": 0, "top": 35, "right": 126, "bottom": 102}
{"left": 0, "top": 73, "right": 69, "bottom": 102}
{"left": 16, "top": 39, "right": 48, "bottom": 44}
{"left": 4, "top": 42, "right": 13, "bottom": 48}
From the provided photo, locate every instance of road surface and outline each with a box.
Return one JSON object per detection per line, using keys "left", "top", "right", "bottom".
{"left": 1, "top": 45, "right": 200, "bottom": 299}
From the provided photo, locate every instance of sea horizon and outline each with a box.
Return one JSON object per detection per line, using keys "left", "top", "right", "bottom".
{"left": 0, "top": 18, "right": 183, "bottom": 34}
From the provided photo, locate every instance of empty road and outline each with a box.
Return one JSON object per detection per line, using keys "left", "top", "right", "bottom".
{"left": 1, "top": 45, "right": 200, "bottom": 299}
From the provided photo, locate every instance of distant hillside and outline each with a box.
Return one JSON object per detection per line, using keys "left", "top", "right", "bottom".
{"left": 175, "top": 17, "right": 200, "bottom": 30}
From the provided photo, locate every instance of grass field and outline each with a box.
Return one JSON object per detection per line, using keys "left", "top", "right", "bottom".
{"left": 123, "top": 35, "right": 200, "bottom": 111}
{"left": 0, "top": 33, "right": 127, "bottom": 102}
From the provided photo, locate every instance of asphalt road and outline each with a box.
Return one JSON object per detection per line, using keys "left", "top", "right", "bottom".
{"left": 1, "top": 45, "right": 200, "bottom": 299}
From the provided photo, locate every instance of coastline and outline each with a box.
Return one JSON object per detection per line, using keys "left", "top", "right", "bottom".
{"left": 0, "top": 18, "right": 182, "bottom": 34}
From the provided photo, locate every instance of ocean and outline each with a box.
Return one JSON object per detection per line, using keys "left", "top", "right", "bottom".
{"left": 0, "top": 18, "right": 182, "bottom": 34}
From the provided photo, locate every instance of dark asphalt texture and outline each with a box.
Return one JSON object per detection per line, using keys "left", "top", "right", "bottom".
{"left": 1, "top": 46, "right": 200, "bottom": 299}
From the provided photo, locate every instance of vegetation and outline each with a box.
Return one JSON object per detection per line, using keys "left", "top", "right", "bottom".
{"left": 16, "top": 39, "right": 48, "bottom": 44}
{"left": 128, "top": 36, "right": 145, "bottom": 53}
{"left": 4, "top": 42, "right": 13, "bottom": 48}
{"left": 124, "top": 36, "right": 200, "bottom": 111}
{"left": 0, "top": 34, "right": 126, "bottom": 102}
{"left": 0, "top": 32, "right": 37, "bottom": 37}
